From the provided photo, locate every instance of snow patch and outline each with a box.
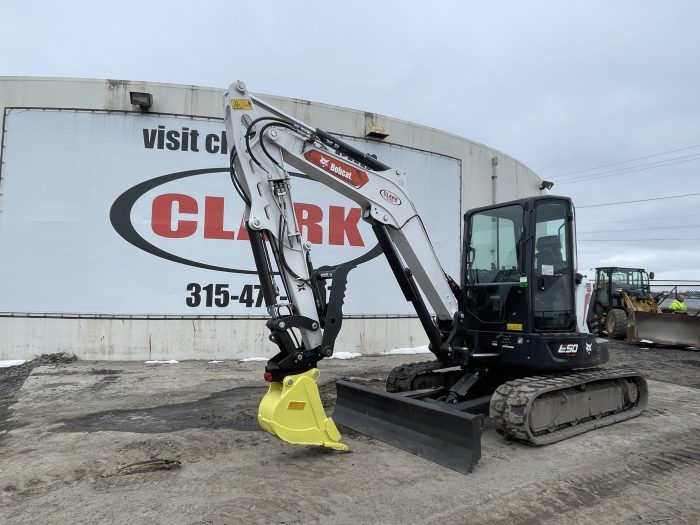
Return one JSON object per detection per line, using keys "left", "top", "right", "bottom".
{"left": 208, "top": 360, "right": 224, "bottom": 364}
{"left": 144, "top": 360, "right": 179, "bottom": 364}
{"left": 381, "top": 345, "right": 431, "bottom": 355}
{"left": 639, "top": 339, "right": 654, "bottom": 344}
{"left": 238, "top": 346, "right": 431, "bottom": 363}
{"left": 328, "top": 352, "right": 361, "bottom": 360}
{"left": 0, "top": 360, "right": 26, "bottom": 368}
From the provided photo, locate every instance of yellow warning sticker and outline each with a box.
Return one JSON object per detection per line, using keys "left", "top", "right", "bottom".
{"left": 231, "top": 98, "right": 253, "bottom": 110}
{"left": 287, "top": 401, "right": 306, "bottom": 410}
{"left": 507, "top": 323, "right": 523, "bottom": 331}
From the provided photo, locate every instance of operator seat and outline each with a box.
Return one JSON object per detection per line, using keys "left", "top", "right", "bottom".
{"left": 535, "top": 235, "right": 563, "bottom": 272}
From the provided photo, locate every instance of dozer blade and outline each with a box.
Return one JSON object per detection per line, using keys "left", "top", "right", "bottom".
{"left": 258, "top": 369, "right": 348, "bottom": 451}
{"left": 333, "top": 380, "right": 482, "bottom": 474}
{"left": 628, "top": 310, "right": 700, "bottom": 348}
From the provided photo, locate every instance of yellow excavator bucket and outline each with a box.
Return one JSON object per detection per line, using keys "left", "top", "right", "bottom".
{"left": 258, "top": 369, "right": 349, "bottom": 451}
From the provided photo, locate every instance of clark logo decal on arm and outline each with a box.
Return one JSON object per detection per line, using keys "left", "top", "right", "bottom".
{"left": 380, "top": 189, "right": 402, "bottom": 205}
{"left": 303, "top": 149, "right": 369, "bottom": 188}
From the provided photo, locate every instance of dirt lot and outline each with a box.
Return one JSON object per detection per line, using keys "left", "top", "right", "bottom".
{"left": 1, "top": 341, "right": 699, "bottom": 525}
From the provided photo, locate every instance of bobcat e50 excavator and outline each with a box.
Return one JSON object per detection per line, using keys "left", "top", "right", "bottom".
{"left": 224, "top": 81, "right": 647, "bottom": 473}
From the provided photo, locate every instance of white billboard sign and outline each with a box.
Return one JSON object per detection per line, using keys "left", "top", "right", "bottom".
{"left": 0, "top": 109, "right": 460, "bottom": 316}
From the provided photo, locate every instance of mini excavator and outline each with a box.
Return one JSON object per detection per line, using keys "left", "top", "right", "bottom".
{"left": 223, "top": 81, "right": 647, "bottom": 473}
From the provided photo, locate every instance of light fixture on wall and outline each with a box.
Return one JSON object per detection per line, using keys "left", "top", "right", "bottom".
{"left": 366, "top": 124, "right": 390, "bottom": 139}
{"left": 540, "top": 180, "right": 554, "bottom": 191}
{"left": 129, "top": 91, "right": 153, "bottom": 112}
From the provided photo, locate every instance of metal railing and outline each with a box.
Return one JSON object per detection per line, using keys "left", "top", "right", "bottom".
{"left": 649, "top": 280, "right": 700, "bottom": 313}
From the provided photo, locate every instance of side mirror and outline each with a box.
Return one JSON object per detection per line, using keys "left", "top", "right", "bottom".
{"left": 649, "top": 272, "right": 655, "bottom": 280}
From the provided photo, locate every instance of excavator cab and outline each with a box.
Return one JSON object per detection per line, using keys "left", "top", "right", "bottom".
{"left": 461, "top": 196, "right": 607, "bottom": 370}
{"left": 464, "top": 198, "right": 575, "bottom": 333}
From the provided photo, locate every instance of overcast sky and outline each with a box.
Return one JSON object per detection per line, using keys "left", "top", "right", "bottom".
{"left": 2, "top": 0, "right": 699, "bottom": 281}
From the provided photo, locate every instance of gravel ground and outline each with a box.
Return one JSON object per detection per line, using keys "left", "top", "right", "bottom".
{"left": 608, "top": 339, "right": 700, "bottom": 388}
{"left": 0, "top": 342, "right": 698, "bottom": 525}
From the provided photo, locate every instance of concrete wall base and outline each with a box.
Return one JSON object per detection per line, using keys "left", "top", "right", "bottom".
{"left": 0, "top": 317, "right": 428, "bottom": 361}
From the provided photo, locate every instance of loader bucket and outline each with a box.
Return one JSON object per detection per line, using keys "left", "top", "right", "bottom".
{"left": 258, "top": 369, "right": 349, "bottom": 451}
{"left": 333, "top": 380, "right": 483, "bottom": 473}
{"left": 628, "top": 310, "right": 700, "bottom": 348}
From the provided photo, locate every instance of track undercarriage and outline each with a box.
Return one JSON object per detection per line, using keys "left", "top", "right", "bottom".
{"left": 348, "top": 361, "right": 648, "bottom": 445}
{"left": 490, "top": 368, "right": 648, "bottom": 444}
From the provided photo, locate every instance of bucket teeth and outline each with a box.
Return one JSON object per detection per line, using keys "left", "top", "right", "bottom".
{"left": 257, "top": 368, "right": 349, "bottom": 451}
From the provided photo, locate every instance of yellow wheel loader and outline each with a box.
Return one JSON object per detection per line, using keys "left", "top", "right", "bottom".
{"left": 591, "top": 267, "right": 700, "bottom": 347}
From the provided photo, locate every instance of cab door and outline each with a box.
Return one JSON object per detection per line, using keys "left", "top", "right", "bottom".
{"left": 465, "top": 204, "right": 527, "bottom": 332}
{"left": 531, "top": 199, "right": 576, "bottom": 331}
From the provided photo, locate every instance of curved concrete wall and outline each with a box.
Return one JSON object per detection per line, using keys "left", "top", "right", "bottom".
{"left": 0, "top": 77, "right": 542, "bottom": 360}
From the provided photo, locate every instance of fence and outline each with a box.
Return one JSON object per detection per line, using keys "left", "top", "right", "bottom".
{"left": 649, "top": 280, "right": 700, "bottom": 313}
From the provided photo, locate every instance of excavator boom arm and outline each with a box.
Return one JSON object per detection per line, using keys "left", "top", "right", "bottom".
{"left": 224, "top": 81, "right": 458, "bottom": 380}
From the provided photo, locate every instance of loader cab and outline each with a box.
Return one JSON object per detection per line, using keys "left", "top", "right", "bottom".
{"left": 463, "top": 195, "right": 577, "bottom": 335}
{"left": 594, "top": 267, "right": 651, "bottom": 311}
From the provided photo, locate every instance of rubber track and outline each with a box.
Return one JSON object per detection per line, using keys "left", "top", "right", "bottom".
{"left": 385, "top": 360, "right": 452, "bottom": 392}
{"left": 490, "top": 367, "right": 648, "bottom": 445}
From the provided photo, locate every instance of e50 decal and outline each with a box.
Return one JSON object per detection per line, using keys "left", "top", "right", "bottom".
{"left": 557, "top": 343, "right": 578, "bottom": 356}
